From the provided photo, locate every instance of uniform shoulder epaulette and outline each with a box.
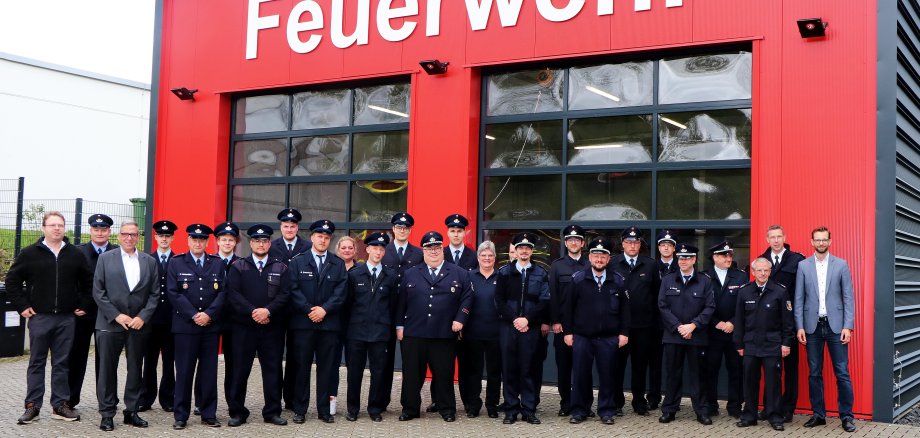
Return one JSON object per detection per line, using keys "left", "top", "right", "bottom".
{"left": 571, "top": 270, "right": 586, "bottom": 282}
{"left": 173, "top": 252, "right": 187, "bottom": 258}
{"left": 289, "top": 252, "right": 306, "bottom": 260}
{"left": 773, "top": 282, "right": 787, "bottom": 289}
{"left": 698, "top": 271, "right": 712, "bottom": 279}
{"left": 206, "top": 254, "right": 221, "bottom": 260}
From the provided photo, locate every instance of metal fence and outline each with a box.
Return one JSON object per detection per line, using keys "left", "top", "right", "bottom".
{"left": 0, "top": 178, "right": 146, "bottom": 281}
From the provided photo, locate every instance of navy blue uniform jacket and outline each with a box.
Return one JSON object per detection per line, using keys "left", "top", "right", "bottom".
{"left": 494, "top": 263, "right": 550, "bottom": 325}
{"left": 288, "top": 252, "right": 347, "bottom": 331}
{"left": 733, "top": 280, "right": 794, "bottom": 357}
{"left": 166, "top": 253, "right": 226, "bottom": 334}
{"left": 658, "top": 270, "right": 715, "bottom": 346}
{"left": 397, "top": 262, "right": 473, "bottom": 339}
{"left": 346, "top": 263, "right": 398, "bottom": 342}
{"left": 563, "top": 267, "right": 631, "bottom": 338}
{"left": 225, "top": 257, "right": 290, "bottom": 326}
{"left": 704, "top": 266, "right": 748, "bottom": 342}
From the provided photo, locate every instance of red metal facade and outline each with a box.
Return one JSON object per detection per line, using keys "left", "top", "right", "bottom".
{"left": 154, "top": 0, "right": 877, "bottom": 418}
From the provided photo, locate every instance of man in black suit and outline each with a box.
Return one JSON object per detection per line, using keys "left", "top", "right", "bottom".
{"left": 139, "top": 219, "right": 178, "bottom": 412}
{"left": 70, "top": 213, "right": 117, "bottom": 408}
{"left": 443, "top": 214, "right": 478, "bottom": 271}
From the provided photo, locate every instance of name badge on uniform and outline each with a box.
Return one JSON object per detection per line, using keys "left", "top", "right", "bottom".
{"left": 728, "top": 285, "right": 740, "bottom": 289}
{"left": 745, "top": 300, "right": 756, "bottom": 304}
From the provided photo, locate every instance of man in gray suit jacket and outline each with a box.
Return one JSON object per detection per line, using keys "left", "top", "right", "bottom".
{"left": 93, "top": 220, "right": 160, "bottom": 432}
{"left": 793, "top": 226, "right": 856, "bottom": 433}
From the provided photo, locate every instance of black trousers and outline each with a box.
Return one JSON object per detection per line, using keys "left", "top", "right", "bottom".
{"left": 743, "top": 355, "right": 783, "bottom": 424}
{"left": 703, "top": 334, "right": 743, "bottom": 414}
{"left": 781, "top": 345, "right": 799, "bottom": 415}
{"left": 68, "top": 315, "right": 97, "bottom": 407}
{"left": 345, "top": 339, "right": 387, "bottom": 415}
{"left": 174, "top": 332, "right": 219, "bottom": 421}
{"left": 400, "top": 336, "right": 457, "bottom": 416}
{"left": 648, "top": 329, "right": 664, "bottom": 406}
{"left": 196, "top": 326, "right": 232, "bottom": 409}
{"left": 380, "top": 334, "right": 397, "bottom": 409}
{"left": 572, "top": 335, "right": 619, "bottom": 418}
{"left": 613, "top": 327, "right": 658, "bottom": 410}
{"left": 26, "top": 313, "right": 74, "bottom": 409}
{"left": 226, "top": 323, "right": 284, "bottom": 420}
{"left": 290, "top": 329, "right": 339, "bottom": 417}
{"left": 499, "top": 325, "right": 540, "bottom": 416}
{"left": 139, "top": 323, "right": 174, "bottom": 409}
{"left": 96, "top": 328, "right": 149, "bottom": 417}
{"left": 661, "top": 343, "right": 706, "bottom": 415}
{"left": 282, "top": 328, "right": 295, "bottom": 408}
{"left": 552, "top": 333, "right": 574, "bottom": 410}
{"left": 457, "top": 337, "right": 502, "bottom": 413}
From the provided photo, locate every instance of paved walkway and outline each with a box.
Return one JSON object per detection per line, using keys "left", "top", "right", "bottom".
{"left": 0, "top": 352, "right": 915, "bottom": 437}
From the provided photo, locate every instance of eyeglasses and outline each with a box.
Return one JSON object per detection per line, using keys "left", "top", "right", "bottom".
{"left": 393, "top": 225, "right": 410, "bottom": 231}
{"left": 251, "top": 239, "right": 270, "bottom": 244}
{"left": 812, "top": 239, "right": 830, "bottom": 243}
{"left": 119, "top": 233, "right": 139, "bottom": 239}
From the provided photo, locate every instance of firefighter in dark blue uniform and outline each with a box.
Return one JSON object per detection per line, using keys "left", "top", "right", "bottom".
{"left": 564, "top": 238, "right": 630, "bottom": 425}
{"left": 225, "top": 225, "right": 291, "bottom": 427}
{"left": 139, "top": 219, "right": 177, "bottom": 412}
{"left": 70, "top": 213, "right": 117, "bottom": 408}
{"left": 657, "top": 243, "right": 716, "bottom": 425}
{"left": 495, "top": 232, "right": 550, "bottom": 425}
{"left": 166, "top": 224, "right": 225, "bottom": 429}
{"left": 702, "top": 240, "right": 747, "bottom": 418}
{"left": 287, "top": 219, "right": 347, "bottom": 424}
{"left": 344, "top": 232, "right": 398, "bottom": 422}
{"left": 443, "top": 214, "right": 478, "bottom": 271}
{"left": 379, "top": 212, "right": 423, "bottom": 409}
{"left": 396, "top": 231, "right": 473, "bottom": 423}
{"left": 548, "top": 224, "right": 589, "bottom": 417}
{"left": 650, "top": 229, "right": 678, "bottom": 410}
{"left": 734, "top": 257, "right": 794, "bottom": 431}
{"left": 611, "top": 226, "right": 661, "bottom": 417}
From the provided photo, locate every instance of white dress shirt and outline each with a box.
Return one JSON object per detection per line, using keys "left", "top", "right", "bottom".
{"left": 122, "top": 248, "right": 141, "bottom": 291}
{"left": 714, "top": 266, "right": 728, "bottom": 286}
{"left": 815, "top": 254, "right": 829, "bottom": 316}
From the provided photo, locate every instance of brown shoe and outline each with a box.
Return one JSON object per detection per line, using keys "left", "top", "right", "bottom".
{"left": 52, "top": 402, "right": 80, "bottom": 422}
{"left": 18, "top": 402, "right": 40, "bottom": 425}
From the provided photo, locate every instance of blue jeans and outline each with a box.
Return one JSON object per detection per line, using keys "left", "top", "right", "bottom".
{"left": 804, "top": 320, "right": 853, "bottom": 419}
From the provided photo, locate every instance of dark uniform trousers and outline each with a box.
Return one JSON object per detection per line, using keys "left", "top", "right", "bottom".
{"left": 227, "top": 323, "right": 285, "bottom": 420}
{"left": 96, "top": 327, "right": 150, "bottom": 417}
{"left": 400, "top": 336, "right": 457, "bottom": 416}
{"left": 345, "top": 339, "right": 388, "bottom": 415}
{"left": 760, "top": 245, "right": 805, "bottom": 416}
{"left": 380, "top": 243, "right": 423, "bottom": 409}
{"left": 743, "top": 356, "right": 782, "bottom": 423}
{"left": 290, "top": 330, "right": 339, "bottom": 416}
{"left": 704, "top": 333, "right": 742, "bottom": 414}
{"left": 457, "top": 338, "right": 502, "bottom": 413}
{"left": 572, "top": 335, "right": 619, "bottom": 417}
{"left": 499, "top": 326, "right": 541, "bottom": 415}
{"left": 174, "top": 333, "right": 219, "bottom": 420}
{"left": 68, "top": 314, "right": 96, "bottom": 407}
{"left": 140, "top": 253, "right": 175, "bottom": 410}
{"left": 612, "top": 255, "right": 662, "bottom": 411}
{"left": 661, "top": 344, "right": 706, "bottom": 414}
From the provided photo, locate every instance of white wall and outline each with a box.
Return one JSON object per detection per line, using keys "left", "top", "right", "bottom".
{"left": 0, "top": 55, "right": 150, "bottom": 203}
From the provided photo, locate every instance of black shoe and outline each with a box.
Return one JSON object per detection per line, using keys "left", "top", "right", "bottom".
{"left": 697, "top": 414, "right": 712, "bottom": 425}
{"left": 569, "top": 415, "right": 586, "bottom": 424}
{"left": 728, "top": 410, "right": 742, "bottom": 419}
{"left": 123, "top": 411, "right": 148, "bottom": 428}
{"left": 842, "top": 418, "right": 856, "bottom": 432}
{"left": 736, "top": 419, "right": 757, "bottom": 427}
{"left": 136, "top": 405, "right": 151, "bottom": 413}
{"left": 803, "top": 416, "right": 826, "bottom": 427}
{"left": 502, "top": 414, "right": 517, "bottom": 424}
{"left": 292, "top": 414, "right": 305, "bottom": 424}
{"left": 487, "top": 409, "right": 499, "bottom": 418}
{"left": 202, "top": 418, "right": 221, "bottom": 427}
{"left": 609, "top": 408, "right": 619, "bottom": 417}
{"left": 443, "top": 414, "right": 456, "bottom": 422}
{"left": 648, "top": 401, "right": 660, "bottom": 410}
{"left": 18, "top": 402, "right": 39, "bottom": 425}
{"left": 466, "top": 410, "right": 479, "bottom": 418}
{"left": 658, "top": 412, "right": 675, "bottom": 423}
{"left": 771, "top": 423, "right": 785, "bottom": 431}
{"left": 319, "top": 414, "right": 335, "bottom": 423}
{"left": 635, "top": 406, "right": 649, "bottom": 416}
{"left": 757, "top": 410, "right": 766, "bottom": 420}
{"left": 162, "top": 405, "right": 174, "bottom": 413}
{"left": 100, "top": 417, "right": 114, "bottom": 431}
{"left": 345, "top": 412, "right": 357, "bottom": 421}
{"left": 425, "top": 403, "right": 439, "bottom": 413}
{"left": 398, "top": 413, "right": 418, "bottom": 421}
{"left": 370, "top": 413, "right": 382, "bottom": 422}
{"left": 601, "top": 416, "right": 615, "bottom": 425}
{"left": 557, "top": 408, "right": 570, "bottom": 417}
{"left": 783, "top": 412, "right": 794, "bottom": 423}
{"left": 193, "top": 406, "right": 201, "bottom": 416}
{"left": 264, "top": 415, "right": 287, "bottom": 425}
{"left": 707, "top": 408, "right": 720, "bottom": 417}
{"left": 228, "top": 417, "right": 246, "bottom": 427}
{"left": 173, "top": 420, "right": 187, "bottom": 430}
{"left": 523, "top": 414, "right": 541, "bottom": 424}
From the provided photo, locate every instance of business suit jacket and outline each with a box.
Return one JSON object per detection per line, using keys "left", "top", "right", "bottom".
{"left": 794, "top": 254, "right": 855, "bottom": 334}
{"left": 93, "top": 248, "right": 160, "bottom": 332}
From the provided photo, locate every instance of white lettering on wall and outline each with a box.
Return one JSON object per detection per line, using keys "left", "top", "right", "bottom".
{"left": 598, "top": 0, "right": 613, "bottom": 16}
{"left": 465, "top": 0, "right": 524, "bottom": 31}
{"left": 426, "top": 0, "right": 442, "bottom": 36}
{"left": 331, "top": 0, "right": 369, "bottom": 48}
{"left": 246, "top": 0, "right": 280, "bottom": 59}
{"left": 378, "top": 0, "right": 418, "bottom": 42}
{"left": 287, "top": 0, "right": 324, "bottom": 53}
{"left": 536, "top": 0, "right": 585, "bottom": 22}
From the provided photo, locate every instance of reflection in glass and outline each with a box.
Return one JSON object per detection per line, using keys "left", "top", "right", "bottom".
{"left": 653, "top": 228, "right": 751, "bottom": 272}
{"left": 351, "top": 180, "right": 408, "bottom": 222}
{"left": 567, "top": 115, "right": 653, "bottom": 165}
{"left": 657, "top": 169, "right": 750, "bottom": 220}
{"left": 233, "top": 139, "right": 288, "bottom": 178}
{"left": 485, "top": 121, "right": 562, "bottom": 168}
{"left": 289, "top": 182, "right": 348, "bottom": 222}
{"left": 235, "top": 95, "right": 290, "bottom": 133}
{"left": 353, "top": 131, "right": 409, "bottom": 173}
{"left": 568, "top": 61, "right": 653, "bottom": 110}
{"left": 483, "top": 175, "right": 561, "bottom": 221}
{"left": 658, "top": 109, "right": 752, "bottom": 162}
{"left": 231, "top": 185, "right": 285, "bottom": 222}
{"left": 487, "top": 68, "right": 564, "bottom": 116}
{"left": 659, "top": 51, "right": 752, "bottom": 104}
{"left": 566, "top": 172, "right": 651, "bottom": 220}
{"left": 480, "top": 228, "right": 557, "bottom": 270}
{"left": 354, "top": 83, "right": 411, "bottom": 125}
{"left": 291, "top": 135, "right": 349, "bottom": 176}
{"left": 292, "top": 89, "right": 351, "bottom": 129}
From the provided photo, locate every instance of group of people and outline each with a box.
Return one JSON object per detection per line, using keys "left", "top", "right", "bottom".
{"left": 4, "top": 209, "right": 857, "bottom": 432}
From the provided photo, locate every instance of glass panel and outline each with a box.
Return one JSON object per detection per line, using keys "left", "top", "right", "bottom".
{"left": 480, "top": 228, "right": 558, "bottom": 271}
{"left": 292, "top": 88, "right": 351, "bottom": 129}
{"left": 657, "top": 169, "right": 750, "bottom": 220}
{"left": 351, "top": 180, "right": 408, "bottom": 222}
{"left": 485, "top": 121, "right": 563, "bottom": 169}
{"left": 353, "top": 131, "right": 409, "bottom": 173}
{"left": 652, "top": 228, "right": 752, "bottom": 273}
{"left": 566, "top": 172, "right": 651, "bottom": 221}
{"left": 659, "top": 51, "right": 752, "bottom": 104}
{"left": 568, "top": 61, "right": 653, "bottom": 110}
{"left": 567, "top": 115, "right": 653, "bottom": 165}
{"left": 231, "top": 184, "right": 285, "bottom": 222}
{"left": 483, "top": 175, "right": 561, "bottom": 221}
{"left": 291, "top": 135, "right": 349, "bottom": 176}
{"left": 487, "top": 68, "right": 564, "bottom": 116}
{"left": 289, "top": 182, "right": 348, "bottom": 222}
{"left": 234, "top": 94, "right": 290, "bottom": 134}
{"left": 658, "top": 109, "right": 752, "bottom": 162}
{"left": 233, "top": 139, "right": 288, "bottom": 178}
{"left": 354, "top": 83, "right": 411, "bottom": 125}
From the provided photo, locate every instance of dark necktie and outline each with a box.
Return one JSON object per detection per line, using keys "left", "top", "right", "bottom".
{"left": 454, "top": 250, "right": 461, "bottom": 264}
{"left": 371, "top": 266, "right": 378, "bottom": 280}
{"left": 196, "top": 258, "right": 203, "bottom": 268}
{"left": 683, "top": 275, "right": 691, "bottom": 284}
{"left": 774, "top": 255, "right": 780, "bottom": 267}
{"left": 258, "top": 260, "right": 264, "bottom": 272}
{"left": 430, "top": 267, "right": 438, "bottom": 282}
{"left": 97, "top": 248, "right": 103, "bottom": 255}
{"left": 160, "top": 254, "right": 167, "bottom": 267}
{"left": 288, "top": 243, "right": 294, "bottom": 252}
{"left": 596, "top": 275, "right": 603, "bottom": 287}
{"left": 398, "top": 246, "right": 405, "bottom": 260}
{"left": 317, "top": 254, "right": 325, "bottom": 269}
{"left": 629, "top": 258, "right": 635, "bottom": 270}
{"left": 225, "top": 258, "right": 230, "bottom": 266}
